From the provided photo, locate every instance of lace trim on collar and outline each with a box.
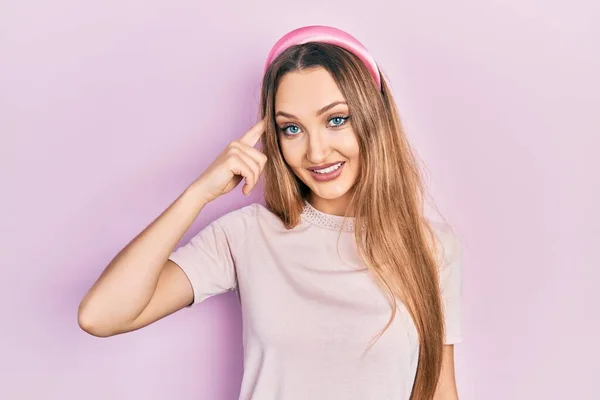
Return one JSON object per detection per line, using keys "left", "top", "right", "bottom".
{"left": 300, "top": 201, "right": 355, "bottom": 232}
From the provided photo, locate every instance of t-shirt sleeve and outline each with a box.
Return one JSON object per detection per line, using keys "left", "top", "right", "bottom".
{"left": 436, "top": 224, "right": 464, "bottom": 344}
{"left": 168, "top": 206, "right": 254, "bottom": 307}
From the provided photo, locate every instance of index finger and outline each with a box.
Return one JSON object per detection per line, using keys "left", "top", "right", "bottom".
{"left": 240, "top": 117, "right": 267, "bottom": 147}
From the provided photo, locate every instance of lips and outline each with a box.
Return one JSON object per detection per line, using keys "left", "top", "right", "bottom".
{"left": 307, "top": 161, "right": 345, "bottom": 182}
{"left": 308, "top": 162, "right": 345, "bottom": 172}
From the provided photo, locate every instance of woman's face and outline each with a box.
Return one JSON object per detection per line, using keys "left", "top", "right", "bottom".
{"left": 274, "top": 67, "right": 360, "bottom": 213}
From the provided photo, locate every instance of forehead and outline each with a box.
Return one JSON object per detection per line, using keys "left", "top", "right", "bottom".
{"left": 275, "top": 67, "right": 345, "bottom": 114}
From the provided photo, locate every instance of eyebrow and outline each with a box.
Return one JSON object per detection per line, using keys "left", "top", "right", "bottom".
{"left": 275, "top": 101, "right": 347, "bottom": 119}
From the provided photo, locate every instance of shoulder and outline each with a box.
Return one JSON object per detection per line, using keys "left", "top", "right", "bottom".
{"left": 213, "top": 202, "right": 261, "bottom": 229}
{"left": 212, "top": 202, "right": 289, "bottom": 251}
{"left": 426, "top": 218, "right": 461, "bottom": 269}
{"left": 213, "top": 202, "right": 283, "bottom": 232}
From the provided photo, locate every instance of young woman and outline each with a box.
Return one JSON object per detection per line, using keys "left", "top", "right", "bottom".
{"left": 78, "top": 26, "right": 463, "bottom": 400}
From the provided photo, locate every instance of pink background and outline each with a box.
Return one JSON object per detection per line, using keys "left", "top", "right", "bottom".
{"left": 2, "top": 0, "right": 598, "bottom": 399}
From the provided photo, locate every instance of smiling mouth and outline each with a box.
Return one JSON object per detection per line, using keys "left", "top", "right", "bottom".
{"left": 309, "top": 162, "right": 345, "bottom": 174}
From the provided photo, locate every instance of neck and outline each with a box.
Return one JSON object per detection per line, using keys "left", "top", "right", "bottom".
{"left": 308, "top": 192, "right": 355, "bottom": 217}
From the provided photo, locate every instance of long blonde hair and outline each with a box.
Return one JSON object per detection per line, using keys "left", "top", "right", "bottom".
{"left": 259, "top": 42, "right": 447, "bottom": 400}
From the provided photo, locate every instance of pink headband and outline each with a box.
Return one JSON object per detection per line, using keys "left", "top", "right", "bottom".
{"left": 263, "top": 25, "right": 382, "bottom": 90}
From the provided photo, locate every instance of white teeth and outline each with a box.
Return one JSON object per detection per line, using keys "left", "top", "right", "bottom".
{"left": 313, "top": 162, "right": 343, "bottom": 174}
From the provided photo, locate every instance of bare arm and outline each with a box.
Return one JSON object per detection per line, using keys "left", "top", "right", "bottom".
{"left": 77, "top": 119, "right": 267, "bottom": 337}
{"left": 433, "top": 345, "right": 460, "bottom": 399}
{"left": 77, "top": 185, "right": 209, "bottom": 337}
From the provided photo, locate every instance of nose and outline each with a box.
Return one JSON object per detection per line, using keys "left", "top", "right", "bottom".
{"left": 306, "top": 130, "right": 332, "bottom": 164}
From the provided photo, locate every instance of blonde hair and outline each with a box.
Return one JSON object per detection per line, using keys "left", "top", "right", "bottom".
{"left": 259, "top": 43, "right": 448, "bottom": 400}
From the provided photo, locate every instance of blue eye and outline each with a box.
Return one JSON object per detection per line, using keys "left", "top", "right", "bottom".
{"left": 329, "top": 115, "right": 350, "bottom": 127}
{"left": 281, "top": 124, "right": 301, "bottom": 136}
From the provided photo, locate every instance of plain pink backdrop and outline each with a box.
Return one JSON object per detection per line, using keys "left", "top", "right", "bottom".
{"left": 2, "top": 0, "right": 598, "bottom": 399}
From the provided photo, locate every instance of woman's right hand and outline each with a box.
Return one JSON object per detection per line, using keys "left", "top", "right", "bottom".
{"left": 192, "top": 118, "right": 268, "bottom": 203}
{"left": 78, "top": 119, "right": 269, "bottom": 338}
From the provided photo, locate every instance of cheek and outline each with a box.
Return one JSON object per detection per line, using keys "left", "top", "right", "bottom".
{"left": 279, "top": 139, "right": 303, "bottom": 167}
{"left": 341, "top": 130, "right": 360, "bottom": 160}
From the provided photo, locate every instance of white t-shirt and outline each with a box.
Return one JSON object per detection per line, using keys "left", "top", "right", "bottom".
{"left": 169, "top": 201, "right": 463, "bottom": 400}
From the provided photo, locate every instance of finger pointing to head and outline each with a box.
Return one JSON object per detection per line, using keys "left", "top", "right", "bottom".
{"left": 240, "top": 118, "right": 267, "bottom": 147}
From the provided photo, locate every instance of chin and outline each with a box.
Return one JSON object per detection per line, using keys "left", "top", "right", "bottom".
{"left": 309, "top": 186, "right": 352, "bottom": 200}
{"left": 293, "top": 168, "right": 358, "bottom": 201}
{"left": 303, "top": 177, "right": 357, "bottom": 201}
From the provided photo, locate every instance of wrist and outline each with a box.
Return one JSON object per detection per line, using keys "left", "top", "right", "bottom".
{"left": 183, "top": 180, "right": 213, "bottom": 208}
